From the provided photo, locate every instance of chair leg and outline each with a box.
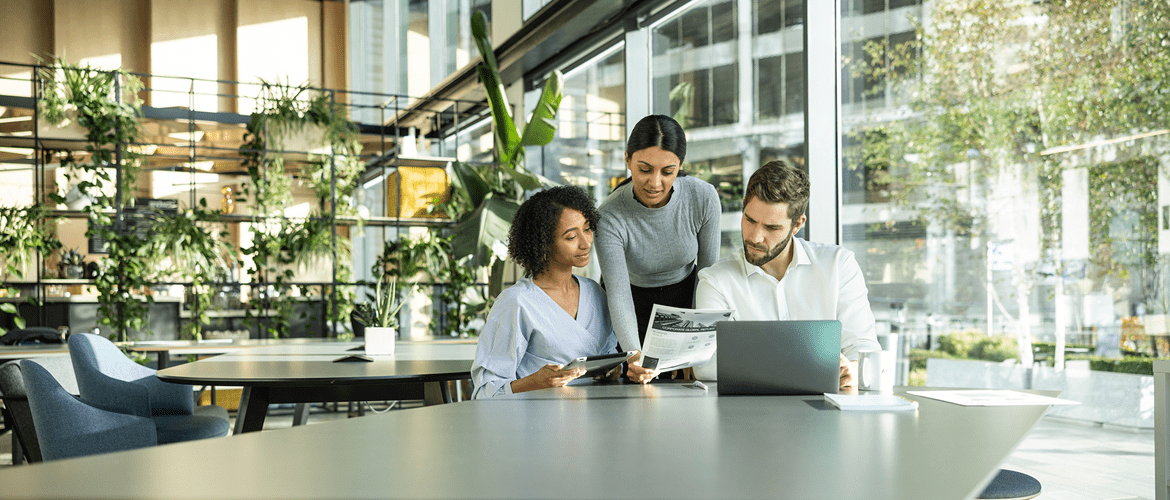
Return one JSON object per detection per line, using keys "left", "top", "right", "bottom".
{"left": 11, "top": 431, "right": 23, "bottom": 465}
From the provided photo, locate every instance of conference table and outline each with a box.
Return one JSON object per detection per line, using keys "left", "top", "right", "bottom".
{"left": 156, "top": 340, "right": 477, "bottom": 434}
{"left": 0, "top": 382, "right": 1057, "bottom": 499}
{"left": 126, "top": 338, "right": 332, "bottom": 369}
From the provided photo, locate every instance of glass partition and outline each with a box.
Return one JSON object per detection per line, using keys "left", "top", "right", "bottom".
{"left": 649, "top": 0, "right": 806, "bottom": 259}
{"left": 840, "top": 0, "right": 1170, "bottom": 383}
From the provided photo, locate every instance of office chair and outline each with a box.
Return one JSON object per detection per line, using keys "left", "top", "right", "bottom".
{"left": 0, "top": 327, "right": 64, "bottom": 346}
{"left": 18, "top": 359, "right": 156, "bottom": 461}
{"left": 978, "top": 469, "right": 1042, "bottom": 500}
{"left": 0, "top": 356, "right": 79, "bottom": 463}
{"left": 69, "top": 333, "right": 230, "bottom": 444}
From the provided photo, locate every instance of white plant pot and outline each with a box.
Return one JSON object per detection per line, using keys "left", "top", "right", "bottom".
{"left": 270, "top": 124, "right": 329, "bottom": 154}
{"left": 364, "top": 327, "right": 396, "bottom": 355}
{"left": 36, "top": 109, "right": 88, "bottom": 140}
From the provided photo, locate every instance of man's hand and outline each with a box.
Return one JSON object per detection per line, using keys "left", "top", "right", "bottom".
{"left": 625, "top": 351, "right": 655, "bottom": 384}
{"left": 839, "top": 353, "right": 857, "bottom": 390}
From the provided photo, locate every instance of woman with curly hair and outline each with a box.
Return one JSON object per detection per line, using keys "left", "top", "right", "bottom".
{"left": 471, "top": 186, "right": 649, "bottom": 399}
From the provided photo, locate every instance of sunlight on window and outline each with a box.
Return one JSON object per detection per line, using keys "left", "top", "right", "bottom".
{"left": 0, "top": 71, "right": 31, "bottom": 98}
{"left": 79, "top": 54, "right": 124, "bottom": 72}
{"left": 237, "top": 16, "right": 310, "bottom": 114}
{"left": 406, "top": 30, "right": 431, "bottom": 98}
{"left": 150, "top": 170, "right": 220, "bottom": 199}
{"left": 0, "top": 165, "right": 33, "bottom": 204}
{"left": 151, "top": 34, "right": 219, "bottom": 111}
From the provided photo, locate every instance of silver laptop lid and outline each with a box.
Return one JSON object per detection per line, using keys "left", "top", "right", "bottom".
{"left": 716, "top": 320, "right": 842, "bottom": 396}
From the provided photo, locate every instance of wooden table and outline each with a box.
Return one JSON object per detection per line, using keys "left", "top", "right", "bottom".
{"left": 0, "top": 382, "right": 1058, "bottom": 499}
{"left": 0, "top": 344, "right": 70, "bottom": 362}
{"left": 156, "top": 340, "right": 476, "bottom": 433}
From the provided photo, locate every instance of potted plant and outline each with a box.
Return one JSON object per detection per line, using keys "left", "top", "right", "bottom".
{"left": 449, "top": 11, "right": 564, "bottom": 299}
{"left": 58, "top": 248, "right": 85, "bottom": 279}
{"left": 353, "top": 276, "right": 406, "bottom": 354}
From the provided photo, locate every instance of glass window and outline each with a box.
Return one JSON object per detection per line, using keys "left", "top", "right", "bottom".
{"left": 652, "top": 1, "right": 738, "bottom": 129}
{"left": 530, "top": 47, "right": 626, "bottom": 192}
{"left": 348, "top": 0, "right": 489, "bottom": 124}
{"left": 646, "top": 0, "right": 806, "bottom": 257}
{"left": 840, "top": 1, "right": 1170, "bottom": 380}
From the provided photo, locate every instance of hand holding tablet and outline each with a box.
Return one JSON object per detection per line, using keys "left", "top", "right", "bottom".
{"left": 561, "top": 351, "right": 637, "bottom": 378}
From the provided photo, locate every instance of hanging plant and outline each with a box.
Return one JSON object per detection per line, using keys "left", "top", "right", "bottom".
{"left": 0, "top": 204, "right": 62, "bottom": 335}
{"left": 38, "top": 57, "right": 150, "bottom": 341}
{"left": 238, "top": 80, "right": 363, "bottom": 338}
{"left": 146, "top": 199, "right": 232, "bottom": 340}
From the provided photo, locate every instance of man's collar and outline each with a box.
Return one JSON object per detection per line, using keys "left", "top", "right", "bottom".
{"left": 736, "top": 238, "right": 811, "bottom": 279}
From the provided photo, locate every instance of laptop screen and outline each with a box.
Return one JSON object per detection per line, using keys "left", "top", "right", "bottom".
{"left": 715, "top": 320, "right": 842, "bottom": 395}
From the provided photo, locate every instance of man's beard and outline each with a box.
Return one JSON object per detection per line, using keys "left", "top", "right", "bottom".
{"left": 744, "top": 233, "right": 792, "bottom": 267}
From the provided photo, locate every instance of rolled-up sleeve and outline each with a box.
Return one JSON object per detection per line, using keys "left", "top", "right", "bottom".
{"left": 836, "top": 250, "right": 881, "bottom": 359}
{"left": 471, "top": 293, "right": 528, "bottom": 399}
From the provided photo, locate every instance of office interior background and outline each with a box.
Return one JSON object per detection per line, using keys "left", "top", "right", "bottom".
{"left": 0, "top": 0, "right": 1167, "bottom": 408}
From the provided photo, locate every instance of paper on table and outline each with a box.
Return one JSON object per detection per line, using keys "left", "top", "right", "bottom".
{"left": 824, "top": 393, "right": 918, "bottom": 411}
{"left": 640, "top": 304, "right": 732, "bottom": 372}
{"left": 906, "top": 389, "right": 1079, "bottom": 407}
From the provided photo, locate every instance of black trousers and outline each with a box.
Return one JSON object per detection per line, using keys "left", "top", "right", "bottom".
{"left": 627, "top": 267, "right": 698, "bottom": 377}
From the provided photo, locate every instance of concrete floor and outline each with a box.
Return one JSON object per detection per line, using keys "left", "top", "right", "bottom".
{"left": 0, "top": 404, "right": 1156, "bottom": 499}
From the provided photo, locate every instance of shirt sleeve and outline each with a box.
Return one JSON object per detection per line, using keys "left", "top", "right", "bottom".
{"left": 836, "top": 249, "right": 882, "bottom": 359}
{"left": 695, "top": 180, "right": 722, "bottom": 273}
{"left": 596, "top": 210, "right": 642, "bottom": 353}
{"left": 692, "top": 269, "right": 733, "bottom": 380}
{"left": 470, "top": 293, "right": 528, "bottom": 399}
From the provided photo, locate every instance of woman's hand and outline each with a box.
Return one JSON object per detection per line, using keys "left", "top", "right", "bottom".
{"left": 625, "top": 351, "right": 655, "bottom": 384}
{"left": 510, "top": 364, "right": 585, "bottom": 394}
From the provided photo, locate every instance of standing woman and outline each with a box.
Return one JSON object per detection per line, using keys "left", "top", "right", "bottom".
{"left": 596, "top": 115, "right": 721, "bottom": 377}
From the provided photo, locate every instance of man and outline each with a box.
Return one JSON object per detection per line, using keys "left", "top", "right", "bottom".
{"left": 693, "top": 160, "right": 881, "bottom": 388}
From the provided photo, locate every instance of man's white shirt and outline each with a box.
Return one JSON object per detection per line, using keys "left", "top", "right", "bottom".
{"left": 693, "top": 237, "right": 881, "bottom": 380}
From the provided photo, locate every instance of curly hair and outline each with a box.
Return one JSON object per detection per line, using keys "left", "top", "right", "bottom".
{"left": 508, "top": 186, "right": 600, "bottom": 278}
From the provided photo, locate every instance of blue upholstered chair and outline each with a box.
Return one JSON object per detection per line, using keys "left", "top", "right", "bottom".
{"left": 978, "top": 469, "right": 1042, "bottom": 500}
{"left": 68, "top": 333, "right": 230, "bottom": 444}
{"left": 18, "top": 359, "right": 156, "bottom": 461}
{"left": 0, "top": 356, "right": 79, "bottom": 463}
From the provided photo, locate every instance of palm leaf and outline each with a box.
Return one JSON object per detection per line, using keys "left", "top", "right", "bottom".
{"left": 450, "top": 161, "right": 492, "bottom": 208}
{"left": 450, "top": 195, "right": 520, "bottom": 267}
{"left": 517, "top": 71, "right": 564, "bottom": 149}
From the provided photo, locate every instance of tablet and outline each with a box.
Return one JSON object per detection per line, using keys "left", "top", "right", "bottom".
{"left": 561, "top": 351, "right": 635, "bottom": 378}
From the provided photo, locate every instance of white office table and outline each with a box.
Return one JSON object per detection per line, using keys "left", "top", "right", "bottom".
{"left": 0, "top": 382, "right": 1055, "bottom": 499}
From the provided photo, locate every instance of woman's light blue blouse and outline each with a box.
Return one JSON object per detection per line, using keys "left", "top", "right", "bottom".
{"left": 471, "top": 276, "right": 618, "bottom": 399}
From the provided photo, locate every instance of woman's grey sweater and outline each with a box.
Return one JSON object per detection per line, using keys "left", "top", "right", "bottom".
{"left": 595, "top": 175, "right": 722, "bottom": 352}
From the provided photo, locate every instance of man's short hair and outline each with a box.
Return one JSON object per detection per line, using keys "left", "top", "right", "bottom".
{"left": 744, "top": 160, "right": 810, "bottom": 221}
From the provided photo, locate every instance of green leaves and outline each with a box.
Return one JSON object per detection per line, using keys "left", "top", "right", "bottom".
{"left": 460, "top": 10, "right": 564, "bottom": 300}
{"left": 450, "top": 195, "right": 520, "bottom": 267}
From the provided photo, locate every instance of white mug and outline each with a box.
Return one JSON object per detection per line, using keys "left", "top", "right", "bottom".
{"left": 364, "top": 327, "right": 396, "bottom": 356}
{"left": 857, "top": 350, "right": 895, "bottom": 392}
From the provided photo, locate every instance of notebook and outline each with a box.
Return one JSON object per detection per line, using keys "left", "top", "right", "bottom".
{"left": 824, "top": 393, "right": 918, "bottom": 411}
{"left": 716, "top": 320, "right": 842, "bottom": 396}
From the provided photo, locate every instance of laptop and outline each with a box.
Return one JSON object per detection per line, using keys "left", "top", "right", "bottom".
{"left": 716, "top": 320, "right": 842, "bottom": 396}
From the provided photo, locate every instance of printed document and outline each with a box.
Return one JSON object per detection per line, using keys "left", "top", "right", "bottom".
{"left": 640, "top": 304, "right": 732, "bottom": 372}
{"left": 906, "top": 390, "right": 1079, "bottom": 407}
